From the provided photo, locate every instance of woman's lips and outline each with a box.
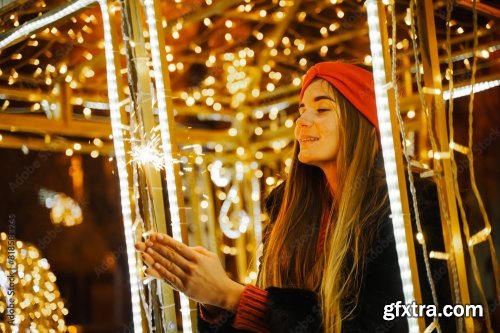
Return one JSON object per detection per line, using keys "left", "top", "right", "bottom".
{"left": 299, "top": 136, "right": 319, "bottom": 142}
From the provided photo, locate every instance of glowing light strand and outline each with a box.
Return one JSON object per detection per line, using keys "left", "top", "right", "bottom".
{"left": 366, "top": 1, "right": 418, "bottom": 331}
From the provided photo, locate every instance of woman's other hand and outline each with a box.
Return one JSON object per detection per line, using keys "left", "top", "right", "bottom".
{"left": 135, "top": 233, "right": 244, "bottom": 312}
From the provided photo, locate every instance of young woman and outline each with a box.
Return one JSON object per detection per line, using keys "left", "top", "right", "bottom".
{"left": 136, "top": 62, "right": 411, "bottom": 332}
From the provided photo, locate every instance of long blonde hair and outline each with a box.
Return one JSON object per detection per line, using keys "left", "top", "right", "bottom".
{"left": 257, "top": 81, "right": 389, "bottom": 332}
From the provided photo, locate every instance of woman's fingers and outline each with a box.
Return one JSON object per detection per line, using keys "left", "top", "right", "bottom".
{"left": 142, "top": 259, "right": 179, "bottom": 290}
{"left": 135, "top": 241, "right": 146, "bottom": 252}
{"left": 153, "top": 262, "right": 183, "bottom": 290}
{"left": 141, "top": 252, "right": 155, "bottom": 267}
{"left": 146, "top": 240, "right": 194, "bottom": 273}
{"left": 152, "top": 233, "right": 198, "bottom": 262}
{"left": 192, "top": 246, "right": 210, "bottom": 256}
{"left": 138, "top": 234, "right": 236, "bottom": 307}
{"left": 146, "top": 247, "right": 186, "bottom": 279}
{"left": 143, "top": 266, "right": 161, "bottom": 280}
{"left": 139, "top": 236, "right": 196, "bottom": 291}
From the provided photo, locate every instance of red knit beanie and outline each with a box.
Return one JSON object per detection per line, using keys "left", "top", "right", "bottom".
{"left": 299, "top": 62, "right": 378, "bottom": 132}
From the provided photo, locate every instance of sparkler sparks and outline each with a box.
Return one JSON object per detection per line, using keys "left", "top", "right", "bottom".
{"left": 129, "top": 135, "right": 164, "bottom": 170}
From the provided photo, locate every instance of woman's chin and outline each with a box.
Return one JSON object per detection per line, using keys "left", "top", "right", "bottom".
{"left": 298, "top": 154, "right": 315, "bottom": 165}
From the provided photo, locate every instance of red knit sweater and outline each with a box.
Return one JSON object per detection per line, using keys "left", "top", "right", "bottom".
{"left": 200, "top": 212, "right": 329, "bottom": 332}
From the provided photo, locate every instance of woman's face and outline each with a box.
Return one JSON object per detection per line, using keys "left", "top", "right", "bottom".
{"left": 294, "top": 79, "right": 341, "bottom": 168}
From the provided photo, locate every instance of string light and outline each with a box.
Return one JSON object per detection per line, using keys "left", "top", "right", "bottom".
{"left": 99, "top": 0, "right": 143, "bottom": 331}
{"left": 329, "top": 23, "right": 339, "bottom": 32}
{"left": 366, "top": 1, "right": 418, "bottom": 331}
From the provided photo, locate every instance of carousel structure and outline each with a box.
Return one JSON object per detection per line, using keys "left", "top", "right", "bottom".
{"left": 0, "top": 0, "right": 498, "bottom": 332}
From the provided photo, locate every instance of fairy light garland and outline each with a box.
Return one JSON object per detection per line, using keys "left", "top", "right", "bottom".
{"left": 366, "top": 1, "right": 418, "bottom": 331}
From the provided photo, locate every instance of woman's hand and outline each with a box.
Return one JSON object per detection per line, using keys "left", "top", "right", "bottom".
{"left": 135, "top": 233, "right": 244, "bottom": 312}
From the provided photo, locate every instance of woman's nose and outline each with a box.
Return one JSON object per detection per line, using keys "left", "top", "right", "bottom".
{"left": 296, "top": 111, "right": 313, "bottom": 127}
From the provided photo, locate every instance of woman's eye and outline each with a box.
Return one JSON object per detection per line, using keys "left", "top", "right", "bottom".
{"left": 317, "top": 108, "right": 330, "bottom": 112}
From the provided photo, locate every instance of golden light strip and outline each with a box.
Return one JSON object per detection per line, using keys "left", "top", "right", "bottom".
{"left": 0, "top": 1, "right": 143, "bottom": 332}
{"left": 366, "top": 1, "right": 419, "bottom": 332}
{"left": 143, "top": 0, "right": 193, "bottom": 331}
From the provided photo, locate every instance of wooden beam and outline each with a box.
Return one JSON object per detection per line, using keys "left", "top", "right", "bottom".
{"left": 0, "top": 133, "right": 114, "bottom": 155}
{"left": 417, "top": 0, "right": 474, "bottom": 330}
{"left": 0, "top": 113, "right": 111, "bottom": 138}
{"left": 0, "top": 86, "right": 53, "bottom": 101}
{"left": 0, "top": 113, "right": 236, "bottom": 145}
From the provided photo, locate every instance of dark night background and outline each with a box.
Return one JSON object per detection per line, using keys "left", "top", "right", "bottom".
{"left": 0, "top": 153, "right": 133, "bottom": 332}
